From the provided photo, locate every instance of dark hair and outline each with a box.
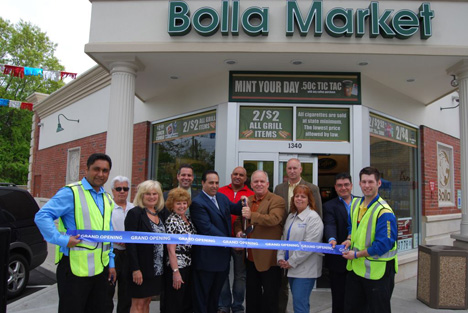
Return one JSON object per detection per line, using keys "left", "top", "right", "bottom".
{"left": 165, "top": 188, "right": 192, "bottom": 212}
{"left": 290, "top": 184, "right": 317, "bottom": 214}
{"left": 87, "top": 153, "right": 112, "bottom": 169}
{"left": 201, "top": 170, "right": 218, "bottom": 182}
{"left": 359, "top": 167, "right": 380, "bottom": 181}
{"left": 177, "top": 164, "right": 194, "bottom": 175}
{"left": 335, "top": 172, "right": 352, "bottom": 184}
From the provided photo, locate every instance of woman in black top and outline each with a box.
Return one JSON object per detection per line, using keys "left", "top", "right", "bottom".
{"left": 125, "top": 180, "right": 165, "bottom": 313}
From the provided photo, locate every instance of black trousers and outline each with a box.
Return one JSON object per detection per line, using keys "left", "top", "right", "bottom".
{"left": 105, "top": 249, "right": 131, "bottom": 313}
{"left": 56, "top": 256, "right": 109, "bottom": 313}
{"left": 278, "top": 269, "right": 289, "bottom": 313}
{"left": 344, "top": 260, "right": 395, "bottom": 313}
{"left": 245, "top": 260, "right": 281, "bottom": 313}
{"left": 164, "top": 266, "right": 193, "bottom": 313}
{"left": 329, "top": 270, "right": 348, "bottom": 313}
{"left": 192, "top": 268, "right": 229, "bottom": 313}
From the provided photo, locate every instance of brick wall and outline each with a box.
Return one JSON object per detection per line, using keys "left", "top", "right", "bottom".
{"left": 31, "top": 119, "right": 150, "bottom": 200}
{"left": 421, "top": 125, "right": 461, "bottom": 216}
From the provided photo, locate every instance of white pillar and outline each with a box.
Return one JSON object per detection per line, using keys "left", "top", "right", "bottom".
{"left": 448, "top": 60, "right": 468, "bottom": 248}
{"left": 105, "top": 60, "right": 139, "bottom": 192}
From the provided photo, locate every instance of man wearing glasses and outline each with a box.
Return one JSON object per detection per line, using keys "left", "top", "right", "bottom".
{"left": 106, "top": 176, "right": 134, "bottom": 313}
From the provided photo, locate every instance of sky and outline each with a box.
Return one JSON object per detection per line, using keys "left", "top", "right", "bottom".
{"left": 3, "top": 0, "right": 96, "bottom": 76}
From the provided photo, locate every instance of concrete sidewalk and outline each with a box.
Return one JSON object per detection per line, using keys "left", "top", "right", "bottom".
{"left": 7, "top": 275, "right": 459, "bottom": 312}
{"left": 6, "top": 244, "right": 461, "bottom": 313}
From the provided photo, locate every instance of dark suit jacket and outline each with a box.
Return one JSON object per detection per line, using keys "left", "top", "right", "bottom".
{"left": 190, "top": 191, "right": 242, "bottom": 272}
{"left": 125, "top": 206, "right": 165, "bottom": 278}
{"left": 234, "top": 192, "right": 286, "bottom": 272}
{"left": 274, "top": 178, "right": 322, "bottom": 219}
{"left": 323, "top": 197, "right": 349, "bottom": 273}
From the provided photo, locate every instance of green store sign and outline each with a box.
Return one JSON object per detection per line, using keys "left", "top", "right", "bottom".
{"left": 153, "top": 110, "right": 216, "bottom": 143}
{"left": 369, "top": 113, "right": 418, "bottom": 147}
{"left": 168, "top": 0, "right": 434, "bottom": 39}
{"left": 239, "top": 107, "right": 293, "bottom": 140}
{"left": 297, "top": 108, "right": 349, "bottom": 141}
{"left": 230, "top": 71, "right": 360, "bottom": 104}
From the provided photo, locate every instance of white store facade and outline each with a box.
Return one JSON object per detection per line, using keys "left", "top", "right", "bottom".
{"left": 30, "top": 0, "right": 468, "bottom": 280}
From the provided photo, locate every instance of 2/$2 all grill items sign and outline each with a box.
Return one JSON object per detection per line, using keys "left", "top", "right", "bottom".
{"left": 168, "top": 1, "right": 434, "bottom": 39}
{"left": 153, "top": 111, "right": 216, "bottom": 143}
{"left": 239, "top": 107, "right": 350, "bottom": 141}
{"left": 230, "top": 72, "right": 360, "bottom": 104}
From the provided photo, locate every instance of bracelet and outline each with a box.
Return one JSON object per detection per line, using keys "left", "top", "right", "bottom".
{"left": 173, "top": 268, "right": 179, "bottom": 273}
{"left": 354, "top": 251, "right": 357, "bottom": 259}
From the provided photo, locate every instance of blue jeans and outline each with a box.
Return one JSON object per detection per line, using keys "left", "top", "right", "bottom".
{"left": 218, "top": 249, "right": 246, "bottom": 313}
{"left": 288, "top": 277, "right": 316, "bottom": 313}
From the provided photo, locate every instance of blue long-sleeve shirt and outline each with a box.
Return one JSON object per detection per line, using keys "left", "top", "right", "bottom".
{"left": 347, "top": 195, "right": 397, "bottom": 257}
{"left": 35, "top": 178, "right": 115, "bottom": 268}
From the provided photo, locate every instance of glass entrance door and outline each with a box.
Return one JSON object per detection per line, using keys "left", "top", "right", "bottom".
{"left": 278, "top": 154, "right": 318, "bottom": 186}
{"left": 238, "top": 153, "right": 318, "bottom": 191}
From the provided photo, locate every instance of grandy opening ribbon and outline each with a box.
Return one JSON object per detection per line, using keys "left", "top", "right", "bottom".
{"left": 67, "top": 229, "right": 346, "bottom": 255}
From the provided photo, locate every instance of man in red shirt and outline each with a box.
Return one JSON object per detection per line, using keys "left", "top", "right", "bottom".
{"left": 217, "top": 167, "right": 254, "bottom": 313}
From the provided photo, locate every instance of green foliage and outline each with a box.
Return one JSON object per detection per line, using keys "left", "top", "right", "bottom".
{"left": 0, "top": 17, "right": 66, "bottom": 184}
{"left": 0, "top": 108, "right": 33, "bottom": 184}
{"left": 0, "top": 17, "right": 65, "bottom": 100}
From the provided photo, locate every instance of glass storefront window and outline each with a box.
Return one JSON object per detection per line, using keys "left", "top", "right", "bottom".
{"left": 369, "top": 113, "right": 419, "bottom": 252}
{"left": 151, "top": 134, "right": 216, "bottom": 191}
{"left": 150, "top": 110, "right": 217, "bottom": 192}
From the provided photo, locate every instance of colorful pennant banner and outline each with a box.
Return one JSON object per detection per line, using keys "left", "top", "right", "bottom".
{"left": 0, "top": 64, "right": 77, "bottom": 81}
{"left": 0, "top": 98, "right": 33, "bottom": 111}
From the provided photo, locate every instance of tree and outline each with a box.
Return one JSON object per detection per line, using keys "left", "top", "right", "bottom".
{"left": 0, "top": 17, "right": 66, "bottom": 184}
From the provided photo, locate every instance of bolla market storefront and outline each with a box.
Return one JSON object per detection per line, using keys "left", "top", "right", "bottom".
{"left": 31, "top": 0, "right": 468, "bottom": 281}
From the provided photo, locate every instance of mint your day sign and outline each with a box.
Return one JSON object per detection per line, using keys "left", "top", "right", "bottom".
{"left": 168, "top": 1, "right": 434, "bottom": 39}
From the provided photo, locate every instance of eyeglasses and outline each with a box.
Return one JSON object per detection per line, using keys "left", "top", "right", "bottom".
{"left": 336, "top": 183, "right": 351, "bottom": 188}
{"left": 115, "top": 187, "right": 129, "bottom": 192}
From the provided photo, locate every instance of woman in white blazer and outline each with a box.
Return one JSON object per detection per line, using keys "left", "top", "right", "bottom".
{"left": 277, "top": 184, "right": 324, "bottom": 313}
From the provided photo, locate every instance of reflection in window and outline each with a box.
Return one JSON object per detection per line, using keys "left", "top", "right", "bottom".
{"left": 151, "top": 133, "right": 216, "bottom": 192}
{"left": 370, "top": 136, "right": 419, "bottom": 252}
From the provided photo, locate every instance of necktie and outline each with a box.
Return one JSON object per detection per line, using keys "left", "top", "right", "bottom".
{"left": 211, "top": 197, "right": 219, "bottom": 210}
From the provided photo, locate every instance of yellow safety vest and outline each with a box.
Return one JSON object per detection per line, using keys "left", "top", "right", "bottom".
{"left": 55, "top": 182, "right": 114, "bottom": 277}
{"left": 346, "top": 196, "right": 398, "bottom": 280}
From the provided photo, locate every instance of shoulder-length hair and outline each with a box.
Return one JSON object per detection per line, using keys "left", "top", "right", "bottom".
{"left": 289, "top": 184, "right": 317, "bottom": 214}
{"left": 165, "top": 188, "right": 191, "bottom": 212}
{"left": 133, "top": 180, "right": 164, "bottom": 212}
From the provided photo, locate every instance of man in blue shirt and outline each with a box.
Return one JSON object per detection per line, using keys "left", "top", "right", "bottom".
{"left": 35, "top": 153, "right": 116, "bottom": 313}
{"left": 323, "top": 172, "right": 353, "bottom": 313}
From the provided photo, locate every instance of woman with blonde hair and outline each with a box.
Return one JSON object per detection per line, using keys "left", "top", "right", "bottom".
{"left": 125, "top": 180, "right": 165, "bottom": 313}
{"left": 277, "top": 184, "right": 324, "bottom": 313}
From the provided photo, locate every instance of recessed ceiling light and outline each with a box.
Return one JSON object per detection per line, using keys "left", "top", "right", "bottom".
{"left": 406, "top": 78, "right": 415, "bottom": 82}
{"left": 224, "top": 59, "right": 237, "bottom": 65}
{"left": 358, "top": 61, "right": 369, "bottom": 66}
{"left": 291, "top": 60, "right": 303, "bottom": 65}
{"left": 170, "top": 76, "right": 179, "bottom": 80}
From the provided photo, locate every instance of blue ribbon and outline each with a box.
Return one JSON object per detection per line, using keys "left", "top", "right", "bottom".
{"left": 66, "top": 229, "right": 345, "bottom": 255}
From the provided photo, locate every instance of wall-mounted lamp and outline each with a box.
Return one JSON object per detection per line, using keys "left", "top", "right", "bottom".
{"left": 37, "top": 122, "right": 44, "bottom": 128}
{"left": 451, "top": 75, "right": 459, "bottom": 88}
{"left": 57, "top": 114, "right": 79, "bottom": 132}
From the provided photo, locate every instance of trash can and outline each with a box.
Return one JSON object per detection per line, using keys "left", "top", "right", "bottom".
{"left": 0, "top": 228, "right": 11, "bottom": 313}
{"left": 417, "top": 245, "right": 468, "bottom": 310}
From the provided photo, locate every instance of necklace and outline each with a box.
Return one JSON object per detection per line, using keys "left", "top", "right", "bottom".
{"left": 145, "top": 208, "right": 158, "bottom": 216}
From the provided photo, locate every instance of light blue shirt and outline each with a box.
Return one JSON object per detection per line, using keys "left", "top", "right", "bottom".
{"left": 35, "top": 177, "right": 115, "bottom": 268}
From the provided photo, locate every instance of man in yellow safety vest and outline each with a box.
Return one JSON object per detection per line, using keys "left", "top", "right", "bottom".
{"left": 341, "top": 167, "right": 398, "bottom": 313}
{"left": 35, "top": 153, "right": 116, "bottom": 313}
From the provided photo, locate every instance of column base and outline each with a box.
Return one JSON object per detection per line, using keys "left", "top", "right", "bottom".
{"left": 451, "top": 234, "right": 468, "bottom": 250}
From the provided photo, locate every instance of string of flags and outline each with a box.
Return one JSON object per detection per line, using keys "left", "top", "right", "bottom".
{"left": 0, "top": 98, "right": 33, "bottom": 111}
{"left": 0, "top": 64, "right": 77, "bottom": 81}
